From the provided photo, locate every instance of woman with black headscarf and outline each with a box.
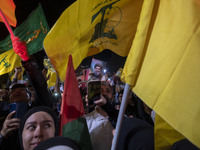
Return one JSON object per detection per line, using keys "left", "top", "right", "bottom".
{"left": 19, "top": 106, "right": 58, "bottom": 150}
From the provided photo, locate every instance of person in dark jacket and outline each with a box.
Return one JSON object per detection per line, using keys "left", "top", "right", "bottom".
{"left": 0, "top": 35, "right": 55, "bottom": 150}
{"left": 116, "top": 118, "right": 154, "bottom": 150}
{"left": 11, "top": 35, "right": 53, "bottom": 108}
{"left": 171, "top": 139, "right": 200, "bottom": 150}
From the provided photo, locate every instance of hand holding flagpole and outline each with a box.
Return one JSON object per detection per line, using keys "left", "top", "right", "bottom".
{"left": 0, "top": 8, "right": 15, "bottom": 37}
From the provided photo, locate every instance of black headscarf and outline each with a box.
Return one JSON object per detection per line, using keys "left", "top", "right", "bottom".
{"left": 171, "top": 139, "right": 199, "bottom": 150}
{"left": 116, "top": 118, "right": 154, "bottom": 150}
{"left": 33, "top": 136, "right": 81, "bottom": 150}
{"left": 19, "top": 106, "right": 59, "bottom": 149}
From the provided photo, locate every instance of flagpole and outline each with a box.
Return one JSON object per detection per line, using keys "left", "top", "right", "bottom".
{"left": 0, "top": 9, "right": 15, "bottom": 37}
{"left": 111, "top": 83, "right": 130, "bottom": 150}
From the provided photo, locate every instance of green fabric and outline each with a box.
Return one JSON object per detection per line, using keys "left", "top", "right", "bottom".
{"left": 0, "top": 3, "right": 49, "bottom": 55}
{"left": 62, "top": 117, "right": 93, "bottom": 150}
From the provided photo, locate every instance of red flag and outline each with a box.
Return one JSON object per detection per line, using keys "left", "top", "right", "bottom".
{"left": 60, "top": 55, "right": 85, "bottom": 130}
{"left": 0, "top": 0, "right": 17, "bottom": 27}
{"left": 60, "top": 55, "right": 93, "bottom": 150}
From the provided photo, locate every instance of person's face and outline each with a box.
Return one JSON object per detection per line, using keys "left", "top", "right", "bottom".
{"left": 118, "top": 93, "right": 123, "bottom": 102}
{"left": 29, "top": 87, "right": 35, "bottom": 102}
{"left": 9, "top": 87, "right": 29, "bottom": 103}
{"left": 22, "top": 111, "right": 55, "bottom": 150}
{"left": 94, "top": 66, "right": 101, "bottom": 76}
{"left": 101, "top": 84, "right": 113, "bottom": 102}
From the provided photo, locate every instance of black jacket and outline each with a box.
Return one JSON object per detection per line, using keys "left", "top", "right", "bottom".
{"left": 21, "top": 56, "right": 53, "bottom": 108}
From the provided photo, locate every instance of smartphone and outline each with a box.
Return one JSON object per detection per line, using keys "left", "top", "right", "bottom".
{"left": 9, "top": 102, "right": 28, "bottom": 119}
{"left": 87, "top": 81, "right": 101, "bottom": 105}
{"left": 9, "top": 103, "right": 17, "bottom": 118}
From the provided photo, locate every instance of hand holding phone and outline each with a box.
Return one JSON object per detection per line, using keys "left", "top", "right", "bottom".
{"left": 9, "top": 102, "right": 28, "bottom": 119}
{"left": 0, "top": 111, "right": 20, "bottom": 137}
{"left": 9, "top": 103, "right": 17, "bottom": 118}
{"left": 87, "top": 81, "right": 101, "bottom": 105}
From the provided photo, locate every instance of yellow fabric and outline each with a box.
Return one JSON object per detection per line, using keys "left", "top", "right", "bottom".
{"left": 154, "top": 114, "right": 185, "bottom": 150}
{"left": 122, "top": 0, "right": 200, "bottom": 148}
{"left": 0, "top": 0, "right": 17, "bottom": 27}
{"left": 43, "top": 58, "right": 57, "bottom": 88}
{"left": 47, "top": 70, "right": 57, "bottom": 88}
{"left": 0, "top": 49, "right": 21, "bottom": 75}
{"left": 44, "top": 0, "right": 144, "bottom": 81}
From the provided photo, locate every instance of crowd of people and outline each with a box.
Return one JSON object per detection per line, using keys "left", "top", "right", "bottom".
{"left": 0, "top": 36, "right": 199, "bottom": 150}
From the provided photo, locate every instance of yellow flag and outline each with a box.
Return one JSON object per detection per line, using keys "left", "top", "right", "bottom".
{"left": 44, "top": 0, "right": 144, "bottom": 81}
{"left": 154, "top": 114, "right": 185, "bottom": 150}
{"left": 0, "top": 49, "right": 21, "bottom": 75}
{"left": 47, "top": 71, "right": 57, "bottom": 88}
{"left": 43, "top": 58, "right": 57, "bottom": 88}
{"left": 0, "top": 0, "right": 17, "bottom": 27}
{"left": 122, "top": 0, "right": 200, "bottom": 148}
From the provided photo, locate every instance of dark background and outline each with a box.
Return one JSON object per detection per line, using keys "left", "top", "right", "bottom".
{"left": 0, "top": 0, "right": 126, "bottom": 83}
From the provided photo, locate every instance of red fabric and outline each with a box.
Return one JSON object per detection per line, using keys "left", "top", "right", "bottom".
{"left": 60, "top": 55, "right": 85, "bottom": 135}
{"left": 85, "top": 69, "right": 90, "bottom": 81}
{"left": 81, "top": 69, "right": 90, "bottom": 89}
{"left": 11, "top": 36, "right": 30, "bottom": 61}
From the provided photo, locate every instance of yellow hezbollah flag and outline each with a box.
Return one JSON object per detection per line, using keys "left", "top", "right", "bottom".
{"left": 0, "top": 0, "right": 17, "bottom": 27}
{"left": 44, "top": 0, "right": 144, "bottom": 81}
{"left": 122, "top": 0, "right": 200, "bottom": 148}
{"left": 0, "top": 49, "right": 21, "bottom": 75}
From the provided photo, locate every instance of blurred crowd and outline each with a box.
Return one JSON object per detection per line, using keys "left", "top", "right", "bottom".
{"left": 0, "top": 37, "right": 198, "bottom": 150}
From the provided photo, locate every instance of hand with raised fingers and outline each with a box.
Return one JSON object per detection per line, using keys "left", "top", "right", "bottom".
{"left": 14, "top": 66, "right": 22, "bottom": 74}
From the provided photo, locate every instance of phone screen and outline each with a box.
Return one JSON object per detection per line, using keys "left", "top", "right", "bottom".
{"left": 9, "top": 103, "right": 17, "bottom": 118}
{"left": 87, "top": 81, "right": 101, "bottom": 105}
{"left": 9, "top": 102, "right": 28, "bottom": 119}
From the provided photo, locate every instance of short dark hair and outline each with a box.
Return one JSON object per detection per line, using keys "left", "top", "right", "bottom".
{"left": 9, "top": 83, "right": 32, "bottom": 101}
{"left": 118, "top": 89, "right": 124, "bottom": 95}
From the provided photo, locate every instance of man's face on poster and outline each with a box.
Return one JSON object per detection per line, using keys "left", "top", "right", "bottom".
{"left": 94, "top": 66, "right": 101, "bottom": 76}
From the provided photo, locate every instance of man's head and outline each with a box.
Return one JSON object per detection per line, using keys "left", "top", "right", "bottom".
{"left": 94, "top": 63, "right": 103, "bottom": 77}
{"left": 118, "top": 90, "right": 124, "bottom": 103}
{"left": 9, "top": 83, "right": 31, "bottom": 103}
{"left": 101, "top": 81, "right": 113, "bottom": 103}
